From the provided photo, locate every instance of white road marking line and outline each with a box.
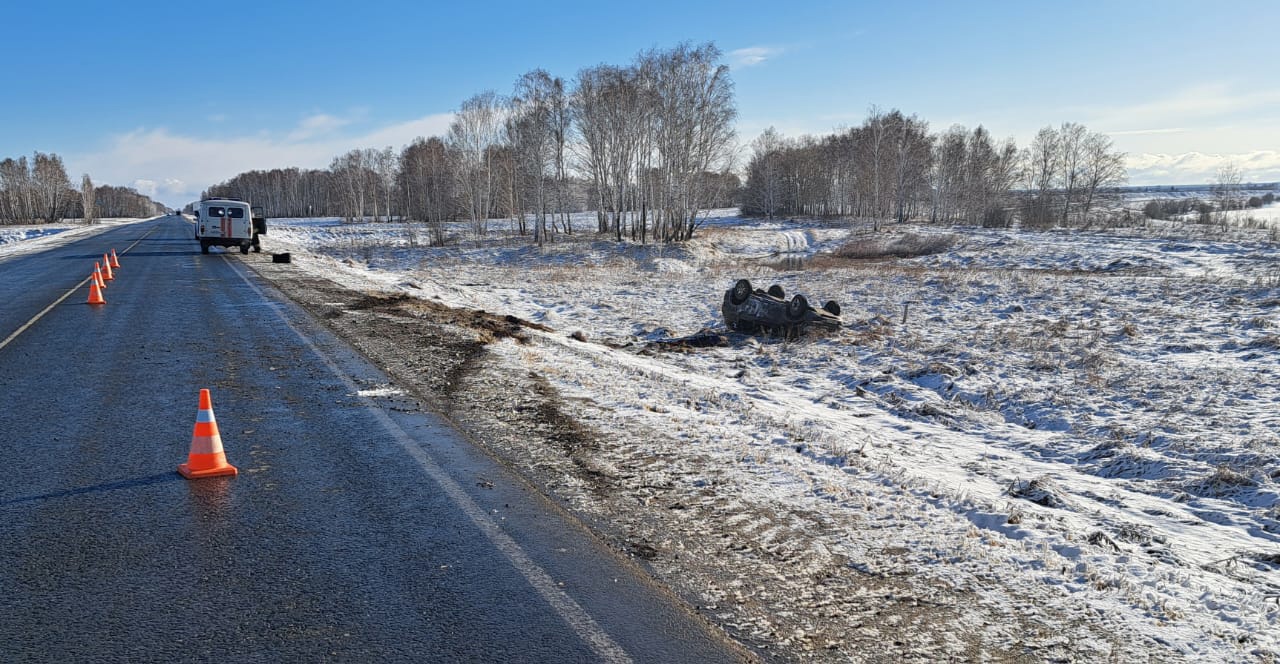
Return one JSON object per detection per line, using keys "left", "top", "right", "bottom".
{"left": 228, "top": 261, "right": 633, "bottom": 663}
{"left": 0, "top": 226, "right": 156, "bottom": 354}
{"left": 0, "top": 274, "right": 93, "bottom": 353}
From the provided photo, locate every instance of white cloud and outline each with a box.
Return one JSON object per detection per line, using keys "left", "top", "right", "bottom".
{"left": 1075, "top": 83, "right": 1280, "bottom": 152}
{"left": 66, "top": 112, "right": 454, "bottom": 207}
{"left": 1083, "top": 83, "right": 1280, "bottom": 128}
{"left": 730, "top": 46, "right": 784, "bottom": 68}
{"left": 130, "top": 177, "right": 186, "bottom": 202}
{"left": 1126, "top": 150, "right": 1280, "bottom": 185}
{"left": 1106, "top": 128, "right": 1188, "bottom": 137}
{"left": 287, "top": 113, "right": 352, "bottom": 141}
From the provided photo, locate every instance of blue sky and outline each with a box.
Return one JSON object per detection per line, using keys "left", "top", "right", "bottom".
{"left": 3, "top": 0, "right": 1278, "bottom": 207}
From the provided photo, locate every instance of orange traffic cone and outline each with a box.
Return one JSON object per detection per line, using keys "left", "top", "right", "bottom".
{"left": 110, "top": 249, "right": 121, "bottom": 269}
{"left": 94, "top": 263, "right": 107, "bottom": 289}
{"left": 178, "top": 389, "right": 239, "bottom": 479}
{"left": 87, "top": 275, "right": 105, "bottom": 304}
{"left": 101, "top": 254, "right": 114, "bottom": 281}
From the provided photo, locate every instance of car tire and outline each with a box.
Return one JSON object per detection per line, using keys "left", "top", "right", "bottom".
{"left": 823, "top": 300, "right": 841, "bottom": 316}
{"left": 767, "top": 285, "right": 785, "bottom": 299}
{"left": 787, "top": 294, "right": 808, "bottom": 320}
{"left": 200, "top": 241, "right": 209, "bottom": 254}
{"left": 730, "top": 279, "right": 752, "bottom": 305}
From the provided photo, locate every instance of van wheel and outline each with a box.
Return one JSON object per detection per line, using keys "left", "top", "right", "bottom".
{"left": 200, "top": 241, "right": 209, "bottom": 254}
{"left": 240, "top": 244, "right": 250, "bottom": 254}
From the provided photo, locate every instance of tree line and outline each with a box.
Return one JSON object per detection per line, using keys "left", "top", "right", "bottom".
{"left": 205, "top": 40, "right": 1139, "bottom": 241}
{"left": 0, "top": 151, "right": 164, "bottom": 224}
{"left": 741, "top": 115, "right": 1127, "bottom": 229}
{"left": 206, "top": 42, "right": 740, "bottom": 244}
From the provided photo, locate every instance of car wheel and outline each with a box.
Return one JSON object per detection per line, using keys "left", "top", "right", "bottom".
{"left": 767, "top": 284, "right": 785, "bottom": 299}
{"left": 200, "top": 241, "right": 209, "bottom": 254}
{"left": 787, "top": 294, "right": 808, "bottom": 319}
{"left": 730, "top": 279, "right": 752, "bottom": 305}
{"left": 823, "top": 300, "right": 841, "bottom": 316}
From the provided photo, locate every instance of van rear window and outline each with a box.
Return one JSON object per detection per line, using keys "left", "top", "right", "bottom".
{"left": 205, "top": 207, "right": 245, "bottom": 218}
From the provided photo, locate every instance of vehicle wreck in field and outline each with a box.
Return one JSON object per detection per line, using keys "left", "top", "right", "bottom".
{"left": 721, "top": 279, "right": 841, "bottom": 338}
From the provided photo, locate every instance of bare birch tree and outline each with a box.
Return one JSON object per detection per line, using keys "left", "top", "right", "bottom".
{"left": 448, "top": 91, "right": 505, "bottom": 237}
{"left": 641, "top": 42, "right": 736, "bottom": 241}
{"left": 1022, "top": 126, "right": 1061, "bottom": 228}
{"left": 744, "top": 127, "right": 788, "bottom": 218}
{"left": 1078, "top": 132, "right": 1126, "bottom": 224}
{"left": 32, "top": 152, "right": 73, "bottom": 223}
{"left": 81, "top": 174, "right": 95, "bottom": 224}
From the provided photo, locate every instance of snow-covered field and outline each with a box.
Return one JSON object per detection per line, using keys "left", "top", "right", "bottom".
{"left": 1219, "top": 205, "right": 1280, "bottom": 227}
{"left": 253, "top": 209, "right": 1280, "bottom": 660}
{"left": 0, "top": 219, "right": 153, "bottom": 259}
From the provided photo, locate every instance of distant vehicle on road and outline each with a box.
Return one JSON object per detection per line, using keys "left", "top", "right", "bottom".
{"left": 722, "top": 279, "right": 841, "bottom": 337}
{"left": 195, "top": 198, "right": 263, "bottom": 254}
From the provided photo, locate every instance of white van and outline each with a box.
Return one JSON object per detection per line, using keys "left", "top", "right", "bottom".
{"left": 195, "top": 198, "right": 261, "bottom": 254}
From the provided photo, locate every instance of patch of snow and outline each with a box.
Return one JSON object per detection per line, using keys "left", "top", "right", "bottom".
{"left": 356, "top": 385, "right": 404, "bottom": 398}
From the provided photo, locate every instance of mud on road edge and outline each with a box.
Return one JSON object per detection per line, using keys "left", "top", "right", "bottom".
{"left": 241, "top": 253, "right": 1103, "bottom": 663}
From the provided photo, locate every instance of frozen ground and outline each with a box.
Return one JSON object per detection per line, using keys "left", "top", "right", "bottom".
{"left": 13, "top": 209, "right": 1275, "bottom": 660}
{"left": 254, "top": 208, "right": 1280, "bottom": 660}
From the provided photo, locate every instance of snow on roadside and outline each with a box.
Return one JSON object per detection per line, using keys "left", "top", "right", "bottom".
{"left": 0, "top": 218, "right": 158, "bottom": 260}
{"left": 263, "top": 213, "right": 1280, "bottom": 660}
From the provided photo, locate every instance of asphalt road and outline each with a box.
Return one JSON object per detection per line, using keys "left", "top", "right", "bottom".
{"left": 0, "top": 217, "right": 745, "bottom": 662}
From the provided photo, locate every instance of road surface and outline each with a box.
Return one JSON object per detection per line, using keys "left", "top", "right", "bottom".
{"left": 0, "top": 216, "right": 746, "bottom": 662}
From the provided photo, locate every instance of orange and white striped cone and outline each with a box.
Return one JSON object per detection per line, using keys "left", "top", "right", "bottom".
{"left": 178, "top": 389, "right": 238, "bottom": 479}
{"left": 110, "top": 248, "right": 121, "bottom": 269}
{"left": 87, "top": 275, "right": 105, "bottom": 305}
{"left": 101, "top": 254, "right": 114, "bottom": 281}
{"left": 94, "top": 263, "right": 107, "bottom": 289}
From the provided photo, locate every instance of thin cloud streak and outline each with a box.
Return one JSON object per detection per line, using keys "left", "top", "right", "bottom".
{"left": 1107, "top": 128, "right": 1188, "bottom": 137}
{"left": 1085, "top": 83, "right": 1280, "bottom": 133}
{"left": 730, "top": 46, "right": 784, "bottom": 68}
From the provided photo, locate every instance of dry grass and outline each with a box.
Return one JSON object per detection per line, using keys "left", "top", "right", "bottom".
{"left": 832, "top": 233, "right": 959, "bottom": 260}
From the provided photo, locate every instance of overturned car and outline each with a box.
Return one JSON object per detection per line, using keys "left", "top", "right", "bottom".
{"left": 721, "top": 279, "right": 841, "bottom": 337}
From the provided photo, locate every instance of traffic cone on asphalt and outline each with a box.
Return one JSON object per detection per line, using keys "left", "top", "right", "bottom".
{"left": 87, "top": 276, "right": 105, "bottom": 305}
{"left": 94, "top": 263, "right": 107, "bottom": 289}
{"left": 101, "top": 254, "right": 114, "bottom": 281}
{"left": 110, "top": 249, "right": 121, "bottom": 269}
{"left": 178, "top": 389, "right": 239, "bottom": 479}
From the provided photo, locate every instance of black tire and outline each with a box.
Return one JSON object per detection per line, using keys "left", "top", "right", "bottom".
{"left": 730, "top": 279, "right": 752, "bottom": 305}
{"left": 767, "top": 284, "right": 785, "bottom": 299}
{"left": 200, "top": 240, "right": 209, "bottom": 254}
{"left": 823, "top": 300, "right": 841, "bottom": 316}
{"left": 240, "top": 243, "right": 250, "bottom": 254}
{"left": 787, "top": 294, "right": 808, "bottom": 320}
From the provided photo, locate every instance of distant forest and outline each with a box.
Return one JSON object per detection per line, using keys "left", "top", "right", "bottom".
{"left": 0, "top": 152, "right": 164, "bottom": 224}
